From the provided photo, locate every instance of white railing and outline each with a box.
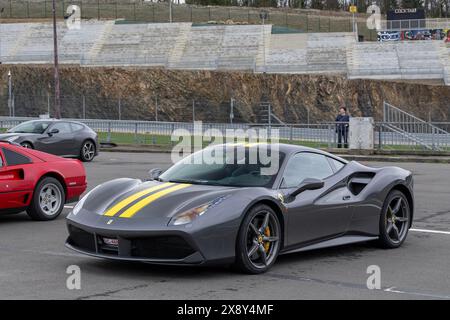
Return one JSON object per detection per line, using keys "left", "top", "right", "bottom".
{"left": 383, "top": 101, "right": 450, "bottom": 151}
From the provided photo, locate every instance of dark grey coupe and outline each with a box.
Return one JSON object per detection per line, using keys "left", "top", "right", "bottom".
{"left": 0, "top": 119, "right": 99, "bottom": 162}
{"left": 66, "top": 143, "right": 413, "bottom": 273}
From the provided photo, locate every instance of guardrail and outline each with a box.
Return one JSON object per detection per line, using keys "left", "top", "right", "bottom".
{"left": 2, "top": 116, "right": 450, "bottom": 151}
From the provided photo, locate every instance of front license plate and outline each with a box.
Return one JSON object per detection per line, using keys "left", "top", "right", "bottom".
{"left": 102, "top": 238, "right": 119, "bottom": 246}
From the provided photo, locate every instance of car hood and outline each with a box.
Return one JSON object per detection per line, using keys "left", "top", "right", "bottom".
{"left": 0, "top": 133, "right": 22, "bottom": 140}
{"left": 78, "top": 179, "right": 241, "bottom": 223}
{"left": 0, "top": 132, "right": 38, "bottom": 139}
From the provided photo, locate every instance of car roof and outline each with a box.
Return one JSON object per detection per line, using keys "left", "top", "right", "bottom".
{"left": 210, "top": 143, "right": 348, "bottom": 164}
{"left": 274, "top": 143, "right": 348, "bottom": 163}
{"left": 14, "top": 119, "right": 85, "bottom": 126}
{"left": 20, "top": 119, "right": 74, "bottom": 122}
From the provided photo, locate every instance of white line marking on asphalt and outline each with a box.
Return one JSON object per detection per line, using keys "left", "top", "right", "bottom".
{"left": 267, "top": 273, "right": 450, "bottom": 299}
{"left": 64, "top": 205, "right": 74, "bottom": 209}
{"left": 410, "top": 228, "right": 450, "bottom": 235}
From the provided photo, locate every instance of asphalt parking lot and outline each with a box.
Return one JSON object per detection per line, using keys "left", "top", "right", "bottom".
{"left": 0, "top": 152, "right": 449, "bottom": 300}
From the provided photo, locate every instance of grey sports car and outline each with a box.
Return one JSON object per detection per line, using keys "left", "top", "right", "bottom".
{"left": 0, "top": 119, "right": 99, "bottom": 162}
{"left": 66, "top": 143, "right": 414, "bottom": 273}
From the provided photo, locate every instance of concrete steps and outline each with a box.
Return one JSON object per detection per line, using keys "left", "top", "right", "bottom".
{"left": 86, "top": 21, "right": 115, "bottom": 64}
{"left": 255, "top": 25, "right": 272, "bottom": 72}
{"left": 167, "top": 23, "right": 192, "bottom": 68}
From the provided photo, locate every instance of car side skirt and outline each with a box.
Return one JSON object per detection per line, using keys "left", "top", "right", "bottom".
{"left": 280, "top": 235, "right": 378, "bottom": 255}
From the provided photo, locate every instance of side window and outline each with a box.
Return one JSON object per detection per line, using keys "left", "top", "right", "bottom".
{"left": 0, "top": 152, "right": 3, "bottom": 167}
{"left": 70, "top": 123, "right": 84, "bottom": 132}
{"left": 281, "top": 153, "right": 334, "bottom": 188}
{"left": 328, "top": 157, "right": 345, "bottom": 172}
{"left": 2, "top": 148, "right": 32, "bottom": 166}
{"left": 51, "top": 122, "right": 72, "bottom": 134}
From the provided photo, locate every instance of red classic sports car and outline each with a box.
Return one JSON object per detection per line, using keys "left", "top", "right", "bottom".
{"left": 0, "top": 141, "right": 87, "bottom": 220}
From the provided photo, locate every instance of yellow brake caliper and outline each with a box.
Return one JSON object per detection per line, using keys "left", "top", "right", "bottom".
{"left": 264, "top": 227, "right": 271, "bottom": 252}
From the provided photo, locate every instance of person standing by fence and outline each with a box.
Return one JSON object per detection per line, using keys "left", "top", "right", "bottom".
{"left": 335, "top": 106, "right": 349, "bottom": 148}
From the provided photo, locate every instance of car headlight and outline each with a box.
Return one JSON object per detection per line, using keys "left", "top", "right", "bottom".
{"left": 171, "top": 203, "right": 210, "bottom": 226}
{"left": 72, "top": 194, "right": 88, "bottom": 216}
{"left": 71, "top": 186, "right": 99, "bottom": 216}
{"left": 5, "top": 136, "right": 19, "bottom": 142}
{"left": 170, "top": 195, "right": 229, "bottom": 226}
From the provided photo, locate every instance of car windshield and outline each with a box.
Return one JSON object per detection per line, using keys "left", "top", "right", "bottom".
{"left": 8, "top": 121, "right": 51, "bottom": 134}
{"left": 160, "top": 144, "right": 285, "bottom": 188}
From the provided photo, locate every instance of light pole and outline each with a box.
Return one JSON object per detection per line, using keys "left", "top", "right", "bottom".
{"left": 260, "top": 10, "right": 268, "bottom": 73}
{"left": 0, "top": 8, "right": 5, "bottom": 64}
{"left": 349, "top": 1, "right": 358, "bottom": 40}
{"left": 352, "top": 1, "right": 356, "bottom": 35}
{"left": 52, "top": 0, "right": 62, "bottom": 119}
{"left": 0, "top": 7, "right": 4, "bottom": 64}
{"left": 8, "top": 70, "right": 12, "bottom": 117}
{"left": 230, "top": 98, "right": 234, "bottom": 124}
{"left": 169, "top": 0, "right": 172, "bottom": 23}
{"left": 155, "top": 95, "right": 158, "bottom": 121}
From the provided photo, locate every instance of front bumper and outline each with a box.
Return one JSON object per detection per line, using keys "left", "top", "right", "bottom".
{"left": 66, "top": 221, "right": 206, "bottom": 265}
{"left": 65, "top": 213, "right": 239, "bottom": 266}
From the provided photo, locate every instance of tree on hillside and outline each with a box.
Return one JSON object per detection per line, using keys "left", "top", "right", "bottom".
{"left": 185, "top": 0, "right": 447, "bottom": 16}
{"left": 400, "top": 0, "right": 424, "bottom": 8}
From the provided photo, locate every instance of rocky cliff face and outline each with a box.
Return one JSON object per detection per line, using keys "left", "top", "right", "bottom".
{"left": 1, "top": 65, "right": 449, "bottom": 123}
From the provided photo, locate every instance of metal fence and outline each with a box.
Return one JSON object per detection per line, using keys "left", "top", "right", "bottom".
{"left": 0, "top": 1, "right": 381, "bottom": 39}
{"left": 0, "top": 1, "right": 449, "bottom": 42}
{"left": 0, "top": 94, "right": 239, "bottom": 123}
{"left": 0, "top": 94, "right": 319, "bottom": 124}
{"left": 2, "top": 116, "right": 450, "bottom": 151}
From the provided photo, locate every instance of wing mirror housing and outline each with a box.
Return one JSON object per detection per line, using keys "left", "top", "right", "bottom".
{"left": 148, "top": 168, "right": 163, "bottom": 181}
{"left": 289, "top": 178, "right": 324, "bottom": 198}
{"left": 48, "top": 128, "right": 59, "bottom": 136}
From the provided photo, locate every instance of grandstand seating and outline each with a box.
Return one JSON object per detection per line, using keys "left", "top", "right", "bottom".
{"left": 263, "top": 33, "right": 354, "bottom": 74}
{"left": 172, "top": 25, "right": 225, "bottom": 70}
{"left": 217, "top": 25, "right": 263, "bottom": 70}
{"left": 0, "top": 21, "right": 448, "bottom": 85}
{"left": 90, "top": 23, "right": 190, "bottom": 66}
{"left": 348, "top": 41, "right": 446, "bottom": 80}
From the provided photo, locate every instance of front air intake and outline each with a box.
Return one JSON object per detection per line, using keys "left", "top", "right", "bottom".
{"left": 131, "top": 236, "right": 195, "bottom": 260}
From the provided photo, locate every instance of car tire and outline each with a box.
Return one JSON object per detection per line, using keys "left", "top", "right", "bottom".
{"left": 27, "top": 177, "right": 65, "bottom": 221}
{"left": 234, "top": 204, "right": 281, "bottom": 274}
{"left": 80, "top": 140, "right": 96, "bottom": 162}
{"left": 21, "top": 142, "right": 33, "bottom": 149}
{"left": 377, "top": 190, "right": 411, "bottom": 249}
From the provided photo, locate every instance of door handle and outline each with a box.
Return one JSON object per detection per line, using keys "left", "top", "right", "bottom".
{"left": 342, "top": 195, "right": 351, "bottom": 201}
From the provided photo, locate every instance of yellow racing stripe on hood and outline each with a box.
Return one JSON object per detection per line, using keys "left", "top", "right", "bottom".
{"left": 103, "top": 182, "right": 174, "bottom": 217}
{"left": 119, "top": 183, "right": 192, "bottom": 218}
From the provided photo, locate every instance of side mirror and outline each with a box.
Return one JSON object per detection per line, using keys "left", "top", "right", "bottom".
{"left": 48, "top": 128, "right": 59, "bottom": 136}
{"left": 148, "top": 168, "right": 162, "bottom": 181}
{"left": 289, "top": 178, "right": 324, "bottom": 198}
